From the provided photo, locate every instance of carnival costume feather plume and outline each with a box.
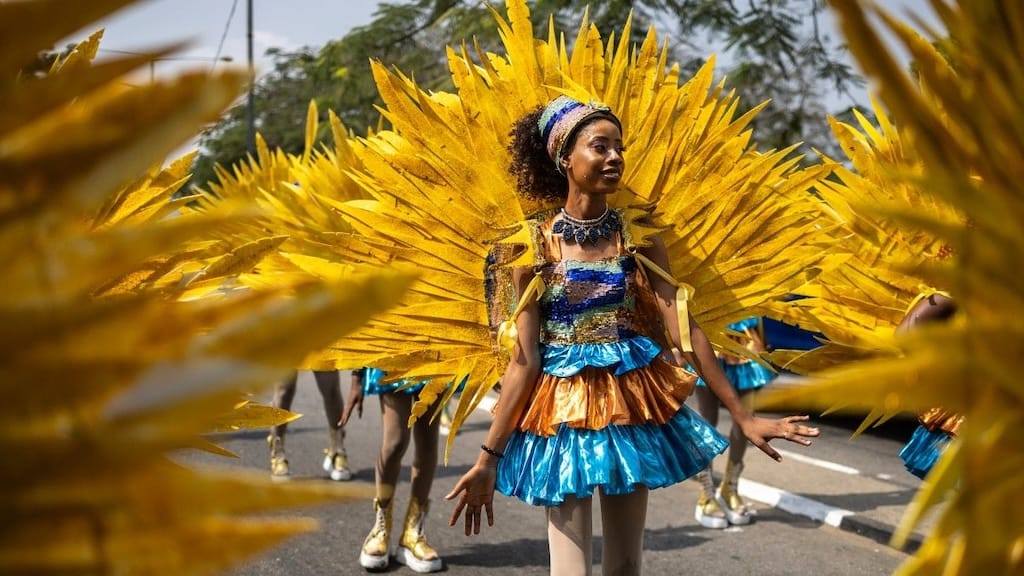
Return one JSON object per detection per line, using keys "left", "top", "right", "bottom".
{"left": 761, "top": 1, "right": 1024, "bottom": 573}
{"left": 194, "top": 102, "right": 376, "bottom": 292}
{"left": 763, "top": 93, "right": 963, "bottom": 375}
{"left": 0, "top": 2, "right": 413, "bottom": 573}
{"left": 278, "top": 0, "right": 840, "bottom": 457}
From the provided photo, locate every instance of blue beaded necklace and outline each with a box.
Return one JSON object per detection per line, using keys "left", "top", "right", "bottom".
{"left": 552, "top": 207, "right": 622, "bottom": 245}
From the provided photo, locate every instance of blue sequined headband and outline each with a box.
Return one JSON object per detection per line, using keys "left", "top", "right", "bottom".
{"left": 537, "top": 96, "right": 621, "bottom": 173}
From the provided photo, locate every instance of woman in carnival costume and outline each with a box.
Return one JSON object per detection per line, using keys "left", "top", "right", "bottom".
{"left": 444, "top": 96, "right": 820, "bottom": 575}
{"left": 691, "top": 317, "right": 777, "bottom": 528}
{"left": 341, "top": 368, "right": 445, "bottom": 573}
{"left": 896, "top": 291, "right": 961, "bottom": 479}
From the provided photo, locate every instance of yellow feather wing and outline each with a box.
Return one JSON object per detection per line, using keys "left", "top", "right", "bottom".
{"left": 287, "top": 0, "right": 841, "bottom": 461}
{"left": 762, "top": 2, "right": 1024, "bottom": 573}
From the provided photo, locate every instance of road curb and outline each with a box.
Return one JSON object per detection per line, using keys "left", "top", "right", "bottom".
{"left": 839, "top": 513, "right": 922, "bottom": 554}
{"left": 738, "top": 478, "right": 922, "bottom": 554}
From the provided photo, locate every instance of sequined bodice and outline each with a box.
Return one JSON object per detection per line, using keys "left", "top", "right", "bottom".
{"left": 538, "top": 256, "right": 643, "bottom": 345}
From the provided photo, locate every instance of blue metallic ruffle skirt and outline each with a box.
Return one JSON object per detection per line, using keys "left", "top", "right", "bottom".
{"left": 899, "top": 424, "right": 951, "bottom": 479}
{"left": 694, "top": 359, "right": 775, "bottom": 392}
{"left": 496, "top": 404, "right": 728, "bottom": 506}
{"left": 362, "top": 367, "right": 424, "bottom": 396}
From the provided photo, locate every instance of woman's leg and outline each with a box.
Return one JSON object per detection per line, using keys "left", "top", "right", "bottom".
{"left": 312, "top": 369, "right": 344, "bottom": 433}
{"left": 271, "top": 371, "right": 299, "bottom": 437}
{"left": 692, "top": 383, "right": 727, "bottom": 528}
{"left": 312, "top": 370, "right": 351, "bottom": 480}
{"left": 600, "top": 487, "right": 647, "bottom": 576}
{"left": 395, "top": 394, "right": 444, "bottom": 572}
{"left": 267, "top": 371, "right": 298, "bottom": 478}
{"left": 547, "top": 495, "right": 593, "bottom": 576}
{"left": 360, "top": 392, "right": 412, "bottom": 570}
{"left": 720, "top": 389, "right": 756, "bottom": 524}
{"left": 377, "top": 392, "right": 412, "bottom": 497}
{"left": 726, "top": 388, "right": 753, "bottom": 464}
{"left": 408, "top": 395, "right": 440, "bottom": 501}
{"left": 695, "top": 384, "right": 719, "bottom": 426}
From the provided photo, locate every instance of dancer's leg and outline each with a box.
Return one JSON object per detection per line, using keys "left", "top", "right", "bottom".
{"left": 726, "top": 388, "right": 753, "bottom": 463}
{"left": 692, "top": 382, "right": 727, "bottom": 528}
{"left": 547, "top": 495, "right": 593, "bottom": 576}
{"left": 267, "top": 371, "right": 299, "bottom": 478}
{"left": 271, "top": 371, "right": 299, "bottom": 437}
{"left": 600, "top": 487, "right": 648, "bottom": 576}
{"left": 312, "top": 369, "right": 344, "bottom": 432}
{"left": 720, "top": 389, "right": 756, "bottom": 524}
{"left": 395, "top": 394, "right": 444, "bottom": 572}
{"left": 409, "top": 396, "right": 441, "bottom": 502}
{"left": 695, "top": 384, "right": 719, "bottom": 426}
{"left": 377, "top": 392, "right": 412, "bottom": 494}
{"left": 312, "top": 370, "right": 351, "bottom": 481}
{"left": 359, "top": 391, "right": 411, "bottom": 570}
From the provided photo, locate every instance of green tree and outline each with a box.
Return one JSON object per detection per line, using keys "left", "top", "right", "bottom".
{"left": 194, "top": 0, "right": 864, "bottom": 188}
{"left": 661, "top": 0, "right": 865, "bottom": 155}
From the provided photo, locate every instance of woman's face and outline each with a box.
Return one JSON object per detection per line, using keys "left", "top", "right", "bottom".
{"left": 561, "top": 118, "right": 624, "bottom": 195}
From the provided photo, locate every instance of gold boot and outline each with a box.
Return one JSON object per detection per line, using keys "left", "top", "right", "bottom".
{"left": 322, "top": 427, "right": 352, "bottom": 481}
{"left": 267, "top": 434, "right": 289, "bottom": 480}
{"left": 359, "top": 498, "right": 392, "bottom": 571}
{"left": 396, "top": 497, "right": 442, "bottom": 573}
{"left": 693, "top": 467, "right": 727, "bottom": 529}
{"left": 717, "top": 459, "right": 753, "bottom": 525}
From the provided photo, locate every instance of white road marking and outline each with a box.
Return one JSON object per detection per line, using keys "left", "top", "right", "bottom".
{"left": 738, "top": 478, "right": 855, "bottom": 528}
{"left": 776, "top": 448, "right": 860, "bottom": 475}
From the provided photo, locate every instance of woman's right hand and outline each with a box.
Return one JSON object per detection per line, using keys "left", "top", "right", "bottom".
{"left": 339, "top": 379, "right": 364, "bottom": 426}
{"left": 446, "top": 461, "right": 498, "bottom": 535}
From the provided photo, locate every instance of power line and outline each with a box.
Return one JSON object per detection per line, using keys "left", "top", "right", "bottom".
{"left": 212, "top": 0, "right": 240, "bottom": 72}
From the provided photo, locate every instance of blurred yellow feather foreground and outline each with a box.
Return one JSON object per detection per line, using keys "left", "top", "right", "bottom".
{"left": 0, "top": 1, "right": 413, "bottom": 574}
{"left": 761, "top": 1, "right": 1024, "bottom": 574}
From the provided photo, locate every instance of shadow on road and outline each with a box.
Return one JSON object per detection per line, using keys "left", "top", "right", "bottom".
{"left": 445, "top": 537, "right": 549, "bottom": 568}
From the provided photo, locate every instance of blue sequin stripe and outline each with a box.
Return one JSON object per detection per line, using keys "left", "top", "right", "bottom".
{"left": 539, "top": 100, "right": 584, "bottom": 141}
{"left": 542, "top": 266, "right": 630, "bottom": 321}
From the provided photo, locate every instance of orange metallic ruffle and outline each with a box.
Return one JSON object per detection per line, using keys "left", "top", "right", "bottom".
{"left": 517, "top": 358, "right": 697, "bottom": 436}
{"left": 920, "top": 407, "right": 963, "bottom": 436}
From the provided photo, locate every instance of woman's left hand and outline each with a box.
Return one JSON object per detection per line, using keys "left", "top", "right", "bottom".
{"left": 738, "top": 415, "right": 820, "bottom": 462}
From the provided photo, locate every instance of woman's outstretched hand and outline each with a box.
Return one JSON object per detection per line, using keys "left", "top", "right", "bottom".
{"left": 446, "top": 462, "right": 498, "bottom": 535}
{"left": 738, "top": 414, "right": 820, "bottom": 462}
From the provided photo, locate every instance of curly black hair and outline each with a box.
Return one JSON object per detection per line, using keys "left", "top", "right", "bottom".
{"left": 507, "top": 106, "right": 568, "bottom": 203}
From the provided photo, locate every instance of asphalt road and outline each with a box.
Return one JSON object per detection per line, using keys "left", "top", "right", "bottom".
{"left": 186, "top": 371, "right": 920, "bottom": 576}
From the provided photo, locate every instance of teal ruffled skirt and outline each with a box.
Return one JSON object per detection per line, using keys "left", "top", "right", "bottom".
{"left": 899, "top": 425, "right": 951, "bottom": 479}
{"left": 361, "top": 367, "right": 425, "bottom": 395}
{"left": 496, "top": 336, "right": 728, "bottom": 507}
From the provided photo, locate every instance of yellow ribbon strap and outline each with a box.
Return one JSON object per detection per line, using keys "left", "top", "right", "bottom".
{"left": 633, "top": 251, "right": 695, "bottom": 352}
{"left": 904, "top": 285, "right": 952, "bottom": 316}
{"left": 496, "top": 271, "right": 546, "bottom": 352}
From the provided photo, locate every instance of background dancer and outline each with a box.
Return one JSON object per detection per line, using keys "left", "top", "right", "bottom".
{"left": 692, "top": 316, "right": 777, "bottom": 528}
{"left": 896, "top": 292, "right": 961, "bottom": 479}
{"left": 342, "top": 368, "right": 444, "bottom": 573}
{"left": 268, "top": 369, "right": 352, "bottom": 482}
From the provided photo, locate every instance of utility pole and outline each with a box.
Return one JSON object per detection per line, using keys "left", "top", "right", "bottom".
{"left": 246, "top": 0, "right": 256, "bottom": 155}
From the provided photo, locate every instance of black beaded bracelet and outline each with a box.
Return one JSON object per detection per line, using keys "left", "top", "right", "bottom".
{"left": 480, "top": 444, "right": 505, "bottom": 459}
